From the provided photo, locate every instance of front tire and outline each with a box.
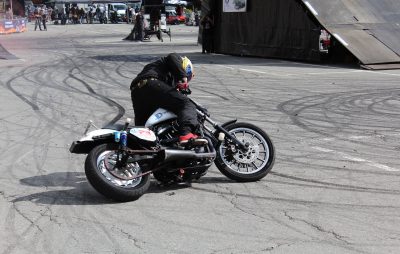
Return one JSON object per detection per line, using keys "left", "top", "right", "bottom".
{"left": 215, "top": 123, "right": 275, "bottom": 182}
{"left": 85, "top": 143, "right": 150, "bottom": 201}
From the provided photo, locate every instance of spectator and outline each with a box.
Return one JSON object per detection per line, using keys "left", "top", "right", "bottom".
{"left": 41, "top": 5, "right": 47, "bottom": 30}
{"left": 131, "top": 7, "right": 136, "bottom": 22}
{"left": 189, "top": 11, "right": 195, "bottom": 26}
{"left": 47, "top": 6, "right": 53, "bottom": 22}
{"left": 6, "top": 7, "right": 13, "bottom": 20}
{"left": 126, "top": 6, "right": 131, "bottom": 23}
{"left": 34, "top": 6, "right": 42, "bottom": 31}
{"left": 96, "top": 5, "right": 101, "bottom": 21}
{"left": 61, "top": 7, "right": 67, "bottom": 25}
{"left": 53, "top": 7, "right": 59, "bottom": 24}
{"left": 88, "top": 5, "right": 94, "bottom": 24}
{"left": 135, "top": 10, "right": 144, "bottom": 41}
{"left": 194, "top": 10, "right": 199, "bottom": 26}
{"left": 201, "top": 13, "right": 214, "bottom": 53}
{"left": 79, "top": 8, "right": 85, "bottom": 24}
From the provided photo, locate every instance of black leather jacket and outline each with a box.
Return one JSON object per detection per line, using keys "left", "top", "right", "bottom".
{"left": 130, "top": 53, "right": 187, "bottom": 90}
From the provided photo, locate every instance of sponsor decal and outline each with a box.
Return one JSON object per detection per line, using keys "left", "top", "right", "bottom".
{"left": 155, "top": 113, "right": 163, "bottom": 119}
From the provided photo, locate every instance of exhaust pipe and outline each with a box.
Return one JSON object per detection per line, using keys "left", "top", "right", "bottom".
{"left": 163, "top": 149, "right": 216, "bottom": 162}
{"left": 162, "top": 137, "right": 216, "bottom": 162}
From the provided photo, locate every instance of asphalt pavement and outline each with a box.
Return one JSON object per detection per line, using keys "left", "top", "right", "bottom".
{"left": 1, "top": 22, "right": 400, "bottom": 254}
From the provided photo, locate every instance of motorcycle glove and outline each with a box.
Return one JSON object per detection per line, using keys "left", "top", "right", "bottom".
{"left": 176, "top": 82, "right": 189, "bottom": 91}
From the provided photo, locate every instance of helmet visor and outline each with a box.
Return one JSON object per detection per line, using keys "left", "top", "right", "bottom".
{"left": 182, "top": 56, "right": 194, "bottom": 82}
{"left": 186, "top": 65, "right": 193, "bottom": 81}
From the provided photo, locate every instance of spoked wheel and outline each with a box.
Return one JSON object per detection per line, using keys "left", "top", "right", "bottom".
{"left": 85, "top": 143, "right": 150, "bottom": 201}
{"left": 215, "top": 123, "right": 275, "bottom": 182}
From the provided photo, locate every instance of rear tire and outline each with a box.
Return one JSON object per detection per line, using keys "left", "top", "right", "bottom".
{"left": 85, "top": 143, "right": 150, "bottom": 202}
{"left": 214, "top": 123, "right": 275, "bottom": 182}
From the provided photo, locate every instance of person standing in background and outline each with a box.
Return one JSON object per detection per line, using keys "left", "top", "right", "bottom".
{"left": 135, "top": 10, "right": 144, "bottom": 41}
{"left": 201, "top": 13, "right": 214, "bottom": 54}
{"left": 34, "top": 6, "right": 42, "bottom": 31}
{"left": 41, "top": 5, "right": 47, "bottom": 31}
{"left": 6, "top": 7, "right": 13, "bottom": 19}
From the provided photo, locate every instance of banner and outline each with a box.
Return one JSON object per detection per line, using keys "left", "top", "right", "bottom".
{"left": 0, "top": 18, "right": 27, "bottom": 34}
{"left": 223, "top": 0, "right": 247, "bottom": 12}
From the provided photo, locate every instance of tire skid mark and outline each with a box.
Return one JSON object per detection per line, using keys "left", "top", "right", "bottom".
{"left": 277, "top": 89, "right": 400, "bottom": 161}
{"left": 3, "top": 57, "right": 115, "bottom": 250}
{"left": 74, "top": 49, "right": 128, "bottom": 90}
{"left": 278, "top": 88, "right": 400, "bottom": 132}
{"left": 142, "top": 206, "right": 274, "bottom": 244}
{"left": 115, "top": 60, "right": 133, "bottom": 79}
{"left": 67, "top": 69, "right": 125, "bottom": 126}
{"left": 271, "top": 171, "right": 400, "bottom": 194}
{"left": 202, "top": 66, "right": 246, "bottom": 104}
{"left": 8, "top": 50, "right": 123, "bottom": 132}
{"left": 58, "top": 50, "right": 126, "bottom": 125}
{"left": 278, "top": 153, "right": 400, "bottom": 177}
{"left": 190, "top": 185, "right": 400, "bottom": 209}
{"left": 312, "top": 146, "right": 399, "bottom": 172}
{"left": 215, "top": 182, "right": 318, "bottom": 239}
{"left": 283, "top": 211, "right": 351, "bottom": 245}
{"left": 6, "top": 71, "right": 40, "bottom": 110}
{"left": 194, "top": 86, "right": 229, "bottom": 101}
{"left": 5, "top": 62, "right": 69, "bottom": 111}
{"left": 13, "top": 67, "right": 82, "bottom": 133}
{"left": 74, "top": 208, "right": 144, "bottom": 252}
{"left": 4, "top": 186, "right": 61, "bottom": 254}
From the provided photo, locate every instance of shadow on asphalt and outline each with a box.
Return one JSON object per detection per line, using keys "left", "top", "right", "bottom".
{"left": 90, "top": 52, "right": 359, "bottom": 70}
{"left": 146, "top": 176, "right": 236, "bottom": 194}
{"left": 13, "top": 172, "right": 114, "bottom": 205}
{"left": 13, "top": 172, "right": 236, "bottom": 205}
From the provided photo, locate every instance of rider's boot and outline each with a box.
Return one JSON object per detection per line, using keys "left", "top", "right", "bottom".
{"left": 179, "top": 133, "right": 208, "bottom": 146}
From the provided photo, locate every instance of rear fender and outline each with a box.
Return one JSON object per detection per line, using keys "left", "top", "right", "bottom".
{"left": 70, "top": 129, "right": 116, "bottom": 154}
{"left": 80, "top": 129, "right": 116, "bottom": 142}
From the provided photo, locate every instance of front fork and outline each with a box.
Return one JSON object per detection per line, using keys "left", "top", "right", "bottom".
{"left": 198, "top": 111, "right": 249, "bottom": 152}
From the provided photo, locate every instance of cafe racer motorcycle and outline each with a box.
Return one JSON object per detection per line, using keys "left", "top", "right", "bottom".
{"left": 70, "top": 98, "right": 275, "bottom": 201}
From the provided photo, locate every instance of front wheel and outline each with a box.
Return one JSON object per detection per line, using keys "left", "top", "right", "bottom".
{"left": 215, "top": 123, "right": 275, "bottom": 182}
{"left": 85, "top": 143, "right": 150, "bottom": 201}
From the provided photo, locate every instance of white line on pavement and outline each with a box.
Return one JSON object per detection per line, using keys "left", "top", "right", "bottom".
{"left": 363, "top": 70, "right": 400, "bottom": 77}
{"left": 216, "top": 65, "right": 368, "bottom": 77}
{"left": 312, "top": 146, "right": 399, "bottom": 172}
{"left": 239, "top": 68, "right": 268, "bottom": 74}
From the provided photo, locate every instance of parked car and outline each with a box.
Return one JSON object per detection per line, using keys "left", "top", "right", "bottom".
{"left": 108, "top": 3, "right": 127, "bottom": 22}
{"left": 166, "top": 10, "right": 179, "bottom": 25}
{"left": 176, "top": 13, "right": 186, "bottom": 23}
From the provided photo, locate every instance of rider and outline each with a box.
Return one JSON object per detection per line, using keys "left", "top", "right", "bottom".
{"left": 130, "top": 53, "right": 203, "bottom": 144}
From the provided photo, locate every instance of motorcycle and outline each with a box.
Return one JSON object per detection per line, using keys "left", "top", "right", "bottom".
{"left": 70, "top": 98, "right": 275, "bottom": 201}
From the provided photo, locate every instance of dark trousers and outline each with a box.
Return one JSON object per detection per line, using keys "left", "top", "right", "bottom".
{"left": 202, "top": 30, "right": 213, "bottom": 53}
{"left": 136, "top": 24, "right": 144, "bottom": 41}
{"left": 42, "top": 16, "right": 47, "bottom": 30}
{"left": 34, "top": 17, "right": 42, "bottom": 30}
{"left": 131, "top": 79, "right": 198, "bottom": 135}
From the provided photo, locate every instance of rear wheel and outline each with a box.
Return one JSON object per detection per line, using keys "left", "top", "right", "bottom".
{"left": 215, "top": 123, "right": 275, "bottom": 182}
{"left": 85, "top": 143, "right": 150, "bottom": 201}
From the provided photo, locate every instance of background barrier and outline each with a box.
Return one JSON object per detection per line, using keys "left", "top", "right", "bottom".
{"left": 0, "top": 18, "right": 27, "bottom": 34}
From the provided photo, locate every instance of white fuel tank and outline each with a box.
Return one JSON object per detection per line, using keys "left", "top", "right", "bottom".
{"left": 144, "top": 108, "right": 177, "bottom": 127}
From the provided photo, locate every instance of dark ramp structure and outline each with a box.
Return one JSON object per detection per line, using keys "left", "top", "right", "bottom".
{"left": 304, "top": 0, "right": 400, "bottom": 69}
{"left": 0, "top": 44, "right": 18, "bottom": 60}
{"left": 202, "top": 0, "right": 400, "bottom": 69}
{"left": 205, "top": 0, "right": 321, "bottom": 62}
